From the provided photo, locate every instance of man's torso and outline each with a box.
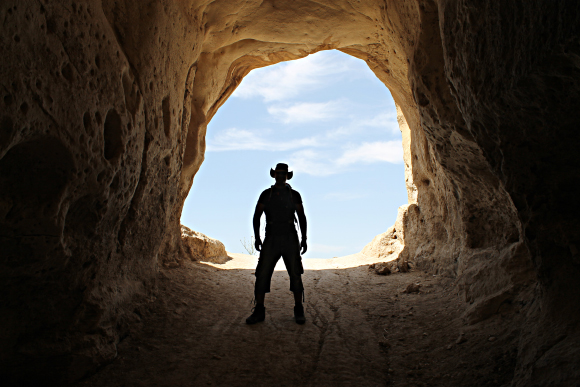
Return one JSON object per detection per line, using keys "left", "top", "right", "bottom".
{"left": 258, "top": 185, "right": 302, "bottom": 236}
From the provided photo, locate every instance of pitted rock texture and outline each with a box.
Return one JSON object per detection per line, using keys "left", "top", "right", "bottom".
{"left": 181, "top": 225, "right": 230, "bottom": 264}
{"left": 363, "top": 203, "right": 417, "bottom": 267}
{"left": 1, "top": 0, "right": 580, "bottom": 385}
{"left": 363, "top": 226, "right": 403, "bottom": 260}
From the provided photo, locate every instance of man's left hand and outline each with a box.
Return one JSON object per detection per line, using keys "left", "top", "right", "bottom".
{"left": 300, "top": 239, "right": 307, "bottom": 255}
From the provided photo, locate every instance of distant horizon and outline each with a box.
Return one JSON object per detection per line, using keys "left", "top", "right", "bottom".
{"left": 181, "top": 50, "right": 408, "bottom": 258}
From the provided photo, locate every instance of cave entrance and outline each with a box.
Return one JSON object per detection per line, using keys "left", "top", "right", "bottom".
{"left": 181, "top": 50, "right": 409, "bottom": 259}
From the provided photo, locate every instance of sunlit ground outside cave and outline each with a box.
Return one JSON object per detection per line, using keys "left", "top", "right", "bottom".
{"left": 181, "top": 50, "right": 408, "bottom": 260}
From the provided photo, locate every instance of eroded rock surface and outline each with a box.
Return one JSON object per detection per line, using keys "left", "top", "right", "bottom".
{"left": 363, "top": 203, "right": 417, "bottom": 263}
{"left": 181, "top": 225, "right": 230, "bottom": 264}
{"left": 364, "top": 227, "right": 402, "bottom": 260}
{"left": 1, "top": 0, "right": 579, "bottom": 385}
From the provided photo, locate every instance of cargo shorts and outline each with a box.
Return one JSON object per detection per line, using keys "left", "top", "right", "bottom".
{"left": 254, "top": 234, "right": 304, "bottom": 294}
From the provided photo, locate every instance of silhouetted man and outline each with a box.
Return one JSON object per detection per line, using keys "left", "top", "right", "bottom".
{"left": 246, "top": 163, "right": 308, "bottom": 325}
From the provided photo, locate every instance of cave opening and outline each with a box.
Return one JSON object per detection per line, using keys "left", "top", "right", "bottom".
{"left": 181, "top": 50, "right": 409, "bottom": 259}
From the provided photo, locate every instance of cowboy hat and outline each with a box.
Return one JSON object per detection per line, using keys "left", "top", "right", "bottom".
{"left": 270, "top": 163, "right": 293, "bottom": 180}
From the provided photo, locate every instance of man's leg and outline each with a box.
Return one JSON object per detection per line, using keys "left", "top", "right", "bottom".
{"left": 281, "top": 235, "right": 304, "bottom": 295}
{"left": 253, "top": 237, "right": 280, "bottom": 297}
{"left": 292, "top": 292, "right": 306, "bottom": 325}
{"left": 255, "top": 292, "right": 265, "bottom": 306}
{"left": 281, "top": 235, "right": 306, "bottom": 324}
{"left": 293, "top": 291, "right": 302, "bottom": 306}
{"left": 247, "top": 237, "right": 280, "bottom": 324}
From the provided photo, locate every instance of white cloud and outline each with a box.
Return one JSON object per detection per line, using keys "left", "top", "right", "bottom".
{"left": 267, "top": 100, "right": 343, "bottom": 124}
{"left": 207, "top": 128, "right": 318, "bottom": 152}
{"left": 336, "top": 141, "right": 403, "bottom": 166}
{"left": 324, "top": 192, "right": 369, "bottom": 201}
{"left": 288, "top": 149, "right": 338, "bottom": 176}
{"left": 289, "top": 141, "right": 403, "bottom": 176}
{"left": 234, "top": 53, "right": 354, "bottom": 102}
{"left": 357, "top": 112, "right": 401, "bottom": 135}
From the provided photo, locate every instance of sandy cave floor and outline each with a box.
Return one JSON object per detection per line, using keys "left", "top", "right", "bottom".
{"left": 79, "top": 253, "right": 522, "bottom": 387}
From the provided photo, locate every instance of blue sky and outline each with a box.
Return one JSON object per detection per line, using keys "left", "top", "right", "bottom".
{"left": 181, "top": 50, "right": 407, "bottom": 258}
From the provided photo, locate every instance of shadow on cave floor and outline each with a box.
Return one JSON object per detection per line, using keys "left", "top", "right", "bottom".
{"left": 79, "top": 258, "right": 521, "bottom": 387}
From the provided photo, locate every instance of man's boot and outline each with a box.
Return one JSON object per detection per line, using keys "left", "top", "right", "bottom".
{"left": 294, "top": 304, "right": 306, "bottom": 324}
{"left": 246, "top": 304, "right": 265, "bottom": 324}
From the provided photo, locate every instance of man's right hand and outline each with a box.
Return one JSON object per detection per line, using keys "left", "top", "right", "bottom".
{"left": 255, "top": 237, "right": 262, "bottom": 252}
{"left": 300, "top": 239, "right": 307, "bottom": 255}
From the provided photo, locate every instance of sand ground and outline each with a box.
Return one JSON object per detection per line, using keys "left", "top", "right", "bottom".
{"left": 80, "top": 253, "right": 521, "bottom": 386}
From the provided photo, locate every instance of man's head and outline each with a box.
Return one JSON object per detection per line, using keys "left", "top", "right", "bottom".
{"left": 270, "top": 163, "right": 293, "bottom": 184}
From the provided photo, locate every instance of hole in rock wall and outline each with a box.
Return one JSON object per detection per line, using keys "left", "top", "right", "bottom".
{"left": 103, "top": 108, "right": 123, "bottom": 161}
{"left": 181, "top": 50, "right": 408, "bottom": 258}
{"left": 0, "top": 137, "right": 74, "bottom": 235}
{"left": 0, "top": 116, "right": 15, "bottom": 149}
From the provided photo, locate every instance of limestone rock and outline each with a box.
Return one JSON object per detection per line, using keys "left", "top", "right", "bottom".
{"left": 403, "top": 283, "right": 421, "bottom": 294}
{"left": 369, "top": 262, "right": 392, "bottom": 275}
{"left": 181, "top": 225, "right": 230, "bottom": 264}
{"left": 364, "top": 204, "right": 418, "bottom": 273}
{"left": 363, "top": 226, "right": 402, "bottom": 260}
{"left": 363, "top": 204, "right": 412, "bottom": 260}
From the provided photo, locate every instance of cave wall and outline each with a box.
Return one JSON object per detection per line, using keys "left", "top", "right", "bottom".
{"left": 436, "top": 1, "right": 580, "bottom": 383}
{"left": 0, "top": 0, "right": 197, "bottom": 383}
{"left": 1, "top": 0, "right": 579, "bottom": 385}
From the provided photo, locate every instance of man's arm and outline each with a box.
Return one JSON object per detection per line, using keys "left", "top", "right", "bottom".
{"left": 295, "top": 203, "right": 307, "bottom": 254}
{"left": 253, "top": 202, "right": 265, "bottom": 251}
